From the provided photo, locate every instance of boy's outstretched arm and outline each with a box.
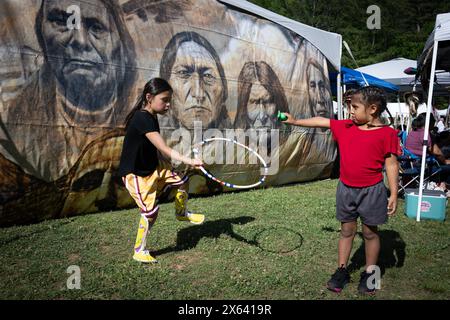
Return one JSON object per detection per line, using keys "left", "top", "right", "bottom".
{"left": 385, "top": 154, "right": 399, "bottom": 216}
{"left": 281, "top": 113, "right": 331, "bottom": 128}
{"left": 145, "top": 131, "right": 203, "bottom": 168}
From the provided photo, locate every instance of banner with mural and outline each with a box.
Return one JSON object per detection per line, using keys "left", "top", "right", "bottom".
{"left": 0, "top": 0, "right": 337, "bottom": 226}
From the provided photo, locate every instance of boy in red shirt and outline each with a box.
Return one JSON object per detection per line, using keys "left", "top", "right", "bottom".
{"left": 282, "top": 86, "right": 400, "bottom": 294}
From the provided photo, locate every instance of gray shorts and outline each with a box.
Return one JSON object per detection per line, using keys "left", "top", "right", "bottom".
{"left": 336, "top": 180, "right": 388, "bottom": 226}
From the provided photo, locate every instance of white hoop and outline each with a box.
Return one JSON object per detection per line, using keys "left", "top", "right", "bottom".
{"left": 192, "top": 137, "right": 268, "bottom": 189}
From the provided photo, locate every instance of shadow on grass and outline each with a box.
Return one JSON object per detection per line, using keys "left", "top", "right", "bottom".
{"left": 0, "top": 219, "right": 75, "bottom": 246}
{"left": 347, "top": 230, "right": 406, "bottom": 275}
{"left": 152, "top": 216, "right": 257, "bottom": 256}
{"left": 253, "top": 226, "right": 303, "bottom": 254}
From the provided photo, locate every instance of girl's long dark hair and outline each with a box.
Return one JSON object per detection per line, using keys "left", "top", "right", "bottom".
{"left": 124, "top": 78, "right": 172, "bottom": 129}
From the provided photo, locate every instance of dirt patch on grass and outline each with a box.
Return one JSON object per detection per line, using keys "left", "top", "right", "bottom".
{"left": 67, "top": 253, "right": 80, "bottom": 263}
{"left": 170, "top": 251, "right": 205, "bottom": 271}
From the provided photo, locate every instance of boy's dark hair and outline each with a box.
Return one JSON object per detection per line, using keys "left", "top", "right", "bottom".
{"left": 354, "top": 86, "right": 386, "bottom": 114}
{"left": 354, "top": 86, "right": 393, "bottom": 126}
{"left": 343, "top": 88, "right": 358, "bottom": 101}
{"left": 124, "top": 78, "right": 173, "bottom": 129}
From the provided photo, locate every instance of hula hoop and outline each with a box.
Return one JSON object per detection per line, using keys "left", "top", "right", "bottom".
{"left": 192, "top": 137, "right": 268, "bottom": 189}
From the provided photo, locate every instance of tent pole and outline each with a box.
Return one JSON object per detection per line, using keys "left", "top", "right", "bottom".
{"left": 416, "top": 40, "right": 439, "bottom": 222}
{"left": 397, "top": 95, "right": 403, "bottom": 127}
{"left": 337, "top": 72, "right": 342, "bottom": 120}
{"left": 343, "top": 84, "right": 347, "bottom": 119}
{"left": 446, "top": 97, "right": 450, "bottom": 128}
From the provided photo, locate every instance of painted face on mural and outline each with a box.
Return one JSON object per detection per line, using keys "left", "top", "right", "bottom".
{"left": 308, "top": 64, "right": 331, "bottom": 118}
{"left": 246, "top": 82, "right": 277, "bottom": 129}
{"left": 169, "top": 41, "right": 224, "bottom": 129}
{"left": 41, "top": 0, "right": 122, "bottom": 111}
{"left": 234, "top": 61, "right": 288, "bottom": 134}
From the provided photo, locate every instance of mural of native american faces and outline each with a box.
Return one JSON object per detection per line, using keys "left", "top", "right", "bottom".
{"left": 0, "top": 0, "right": 137, "bottom": 181}
{"left": 36, "top": 0, "right": 136, "bottom": 116}
{"left": 159, "top": 31, "right": 230, "bottom": 129}
{"left": 0, "top": 0, "right": 338, "bottom": 226}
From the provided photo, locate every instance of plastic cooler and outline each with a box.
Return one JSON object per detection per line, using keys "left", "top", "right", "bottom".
{"left": 404, "top": 189, "right": 447, "bottom": 221}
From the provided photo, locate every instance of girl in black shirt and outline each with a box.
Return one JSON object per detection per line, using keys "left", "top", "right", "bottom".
{"left": 119, "top": 78, "right": 203, "bottom": 263}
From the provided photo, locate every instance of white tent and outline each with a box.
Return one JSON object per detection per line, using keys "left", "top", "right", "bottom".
{"left": 356, "top": 58, "right": 450, "bottom": 95}
{"left": 387, "top": 102, "right": 410, "bottom": 116}
{"left": 416, "top": 13, "right": 450, "bottom": 221}
{"left": 357, "top": 58, "right": 416, "bottom": 91}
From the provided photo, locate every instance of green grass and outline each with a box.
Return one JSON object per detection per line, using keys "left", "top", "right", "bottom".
{"left": 0, "top": 179, "right": 449, "bottom": 300}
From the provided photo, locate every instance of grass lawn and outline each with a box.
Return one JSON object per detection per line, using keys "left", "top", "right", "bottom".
{"left": 0, "top": 179, "right": 449, "bottom": 300}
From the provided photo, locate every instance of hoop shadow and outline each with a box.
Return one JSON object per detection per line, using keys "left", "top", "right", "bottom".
{"left": 152, "top": 216, "right": 257, "bottom": 256}
{"left": 347, "top": 230, "right": 406, "bottom": 275}
{"left": 252, "top": 226, "right": 304, "bottom": 254}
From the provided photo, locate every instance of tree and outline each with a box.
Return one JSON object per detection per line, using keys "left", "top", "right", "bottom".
{"left": 248, "top": 0, "right": 450, "bottom": 68}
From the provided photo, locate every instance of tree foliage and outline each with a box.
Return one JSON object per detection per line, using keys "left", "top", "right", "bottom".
{"left": 248, "top": 0, "right": 450, "bottom": 68}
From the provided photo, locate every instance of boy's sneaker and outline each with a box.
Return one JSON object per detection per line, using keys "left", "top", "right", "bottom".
{"left": 326, "top": 266, "right": 350, "bottom": 293}
{"left": 176, "top": 211, "right": 205, "bottom": 225}
{"left": 358, "top": 270, "right": 377, "bottom": 294}
{"left": 133, "top": 250, "right": 158, "bottom": 263}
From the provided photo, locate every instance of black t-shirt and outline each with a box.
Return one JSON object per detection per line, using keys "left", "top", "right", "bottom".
{"left": 118, "top": 110, "right": 160, "bottom": 177}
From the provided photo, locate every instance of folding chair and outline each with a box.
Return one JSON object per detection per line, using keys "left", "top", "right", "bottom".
{"left": 398, "top": 130, "right": 407, "bottom": 146}
{"left": 398, "top": 147, "right": 442, "bottom": 195}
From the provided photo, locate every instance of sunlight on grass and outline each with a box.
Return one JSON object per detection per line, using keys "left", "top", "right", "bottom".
{"left": 0, "top": 179, "right": 449, "bottom": 300}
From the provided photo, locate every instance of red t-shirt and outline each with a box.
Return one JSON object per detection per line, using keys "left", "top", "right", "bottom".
{"left": 330, "top": 119, "right": 401, "bottom": 187}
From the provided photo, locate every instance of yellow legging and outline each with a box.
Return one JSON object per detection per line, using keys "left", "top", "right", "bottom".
{"left": 134, "top": 189, "right": 189, "bottom": 252}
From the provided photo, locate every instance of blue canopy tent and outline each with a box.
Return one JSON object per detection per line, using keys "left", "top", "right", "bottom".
{"left": 330, "top": 67, "right": 400, "bottom": 120}
{"left": 330, "top": 66, "right": 399, "bottom": 95}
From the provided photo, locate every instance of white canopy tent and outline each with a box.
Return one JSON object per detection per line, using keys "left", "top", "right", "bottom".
{"left": 357, "top": 58, "right": 417, "bottom": 92}
{"left": 357, "top": 57, "right": 450, "bottom": 96}
{"left": 387, "top": 102, "right": 410, "bottom": 116}
{"left": 416, "top": 13, "right": 450, "bottom": 221}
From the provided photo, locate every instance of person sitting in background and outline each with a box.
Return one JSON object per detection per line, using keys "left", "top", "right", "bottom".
{"left": 405, "top": 113, "right": 450, "bottom": 193}
{"left": 404, "top": 113, "right": 433, "bottom": 157}
{"left": 431, "top": 130, "right": 450, "bottom": 195}
{"left": 436, "top": 130, "right": 450, "bottom": 162}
